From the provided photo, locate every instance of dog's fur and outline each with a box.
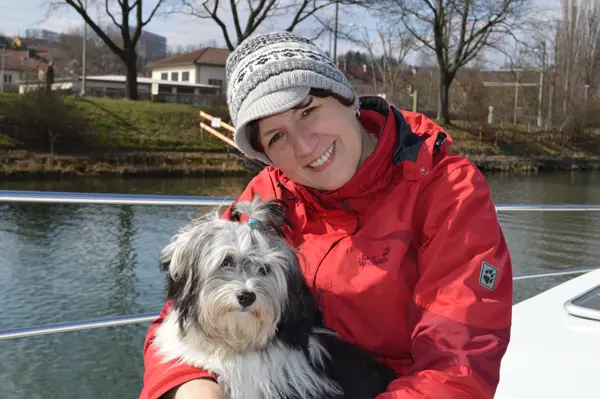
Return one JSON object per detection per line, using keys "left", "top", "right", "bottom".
{"left": 153, "top": 196, "right": 396, "bottom": 399}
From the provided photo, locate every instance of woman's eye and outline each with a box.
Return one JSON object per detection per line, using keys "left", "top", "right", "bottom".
{"left": 221, "top": 256, "right": 233, "bottom": 268}
{"left": 301, "top": 107, "right": 316, "bottom": 118}
{"left": 268, "top": 132, "right": 283, "bottom": 147}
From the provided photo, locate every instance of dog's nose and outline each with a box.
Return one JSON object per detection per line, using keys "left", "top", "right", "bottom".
{"left": 237, "top": 290, "right": 256, "bottom": 307}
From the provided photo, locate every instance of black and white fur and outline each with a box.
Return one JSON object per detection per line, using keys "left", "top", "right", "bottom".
{"left": 153, "top": 196, "right": 396, "bottom": 399}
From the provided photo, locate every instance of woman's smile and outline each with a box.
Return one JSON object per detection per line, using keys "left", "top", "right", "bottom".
{"left": 306, "top": 141, "right": 336, "bottom": 171}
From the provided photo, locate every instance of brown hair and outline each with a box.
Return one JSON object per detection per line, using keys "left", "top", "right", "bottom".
{"left": 247, "top": 88, "right": 355, "bottom": 153}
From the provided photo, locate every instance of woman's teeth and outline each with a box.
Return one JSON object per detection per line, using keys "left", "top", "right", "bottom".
{"left": 308, "top": 143, "right": 335, "bottom": 168}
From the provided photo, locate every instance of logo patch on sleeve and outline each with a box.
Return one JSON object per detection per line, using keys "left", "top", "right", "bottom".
{"left": 479, "top": 262, "right": 498, "bottom": 291}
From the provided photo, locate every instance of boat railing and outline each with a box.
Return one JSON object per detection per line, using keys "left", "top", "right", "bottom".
{"left": 3, "top": 190, "right": 600, "bottom": 211}
{"left": 1, "top": 190, "right": 599, "bottom": 341}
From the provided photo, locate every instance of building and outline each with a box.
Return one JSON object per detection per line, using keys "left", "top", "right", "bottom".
{"left": 149, "top": 47, "right": 230, "bottom": 93}
{"left": 1, "top": 49, "right": 48, "bottom": 93}
{"left": 18, "top": 75, "right": 222, "bottom": 105}
{"left": 25, "top": 29, "right": 61, "bottom": 43}
{"left": 136, "top": 29, "right": 168, "bottom": 64}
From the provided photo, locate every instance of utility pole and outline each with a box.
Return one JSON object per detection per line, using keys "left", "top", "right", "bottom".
{"left": 428, "top": 69, "right": 433, "bottom": 109}
{"left": 537, "top": 40, "right": 546, "bottom": 128}
{"left": 513, "top": 69, "right": 520, "bottom": 125}
{"left": 333, "top": 0, "right": 339, "bottom": 64}
{"left": 81, "top": 0, "right": 87, "bottom": 96}
{"left": 329, "top": 29, "right": 333, "bottom": 61}
{"left": 1, "top": 45, "right": 5, "bottom": 94}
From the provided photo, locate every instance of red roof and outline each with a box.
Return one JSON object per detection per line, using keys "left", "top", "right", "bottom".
{"left": 2, "top": 49, "right": 48, "bottom": 72}
{"left": 149, "top": 47, "right": 231, "bottom": 68}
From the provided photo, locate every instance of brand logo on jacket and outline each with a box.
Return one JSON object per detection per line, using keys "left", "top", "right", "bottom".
{"left": 479, "top": 262, "right": 497, "bottom": 291}
{"left": 358, "top": 247, "right": 390, "bottom": 267}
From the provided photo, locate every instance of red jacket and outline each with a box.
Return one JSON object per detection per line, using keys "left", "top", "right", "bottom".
{"left": 140, "top": 96, "right": 512, "bottom": 399}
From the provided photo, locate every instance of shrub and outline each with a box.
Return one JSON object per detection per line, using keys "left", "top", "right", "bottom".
{"left": 1, "top": 91, "right": 94, "bottom": 154}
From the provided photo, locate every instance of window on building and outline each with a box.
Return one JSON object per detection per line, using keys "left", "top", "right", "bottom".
{"left": 182, "top": 72, "right": 190, "bottom": 82}
{"left": 171, "top": 72, "right": 179, "bottom": 81}
{"left": 3, "top": 74, "right": 12, "bottom": 83}
{"left": 161, "top": 73, "right": 168, "bottom": 80}
{"left": 208, "top": 79, "right": 223, "bottom": 88}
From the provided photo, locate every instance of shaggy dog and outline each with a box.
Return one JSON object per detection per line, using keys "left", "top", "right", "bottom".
{"left": 153, "top": 197, "right": 396, "bottom": 399}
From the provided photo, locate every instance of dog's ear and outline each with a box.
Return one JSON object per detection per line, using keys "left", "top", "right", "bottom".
{"left": 159, "top": 231, "right": 203, "bottom": 333}
{"left": 263, "top": 199, "right": 293, "bottom": 237}
{"left": 159, "top": 239, "right": 188, "bottom": 283}
{"left": 159, "top": 240, "right": 187, "bottom": 302}
{"left": 275, "top": 257, "right": 319, "bottom": 350}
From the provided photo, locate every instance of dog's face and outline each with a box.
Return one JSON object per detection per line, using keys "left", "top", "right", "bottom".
{"left": 159, "top": 202, "right": 303, "bottom": 353}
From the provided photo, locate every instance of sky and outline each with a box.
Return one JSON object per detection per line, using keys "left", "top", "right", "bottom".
{"left": 0, "top": 0, "right": 561, "bottom": 66}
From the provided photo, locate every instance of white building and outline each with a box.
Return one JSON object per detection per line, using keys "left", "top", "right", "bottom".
{"left": 18, "top": 75, "right": 222, "bottom": 105}
{"left": 149, "top": 47, "right": 230, "bottom": 94}
{"left": 1, "top": 52, "right": 47, "bottom": 93}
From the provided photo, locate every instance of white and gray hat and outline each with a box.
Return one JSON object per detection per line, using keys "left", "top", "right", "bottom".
{"left": 226, "top": 31, "right": 359, "bottom": 163}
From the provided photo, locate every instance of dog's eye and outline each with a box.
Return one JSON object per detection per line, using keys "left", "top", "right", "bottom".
{"left": 221, "top": 256, "right": 233, "bottom": 268}
{"left": 258, "top": 265, "right": 270, "bottom": 276}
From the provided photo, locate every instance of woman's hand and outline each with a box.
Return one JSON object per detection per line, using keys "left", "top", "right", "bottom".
{"left": 163, "top": 378, "right": 224, "bottom": 399}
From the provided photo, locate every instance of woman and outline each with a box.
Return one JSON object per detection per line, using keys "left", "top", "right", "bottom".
{"left": 140, "top": 32, "right": 512, "bottom": 399}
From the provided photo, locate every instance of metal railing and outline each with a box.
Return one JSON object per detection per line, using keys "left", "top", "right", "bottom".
{"left": 1, "top": 190, "right": 599, "bottom": 342}
{"left": 1, "top": 267, "right": 598, "bottom": 341}
{"left": 0, "top": 190, "right": 233, "bottom": 207}
{"left": 3, "top": 190, "right": 600, "bottom": 211}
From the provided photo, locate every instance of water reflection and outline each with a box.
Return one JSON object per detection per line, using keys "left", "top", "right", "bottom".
{"left": 107, "top": 205, "right": 140, "bottom": 316}
{"left": 486, "top": 171, "right": 600, "bottom": 303}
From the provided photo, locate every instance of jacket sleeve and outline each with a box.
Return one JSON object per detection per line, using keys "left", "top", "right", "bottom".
{"left": 139, "top": 302, "right": 218, "bottom": 399}
{"left": 139, "top": 169, "right": 278, "bottom": 399}
{"left": 376, "top": 162, "right": 513, "bottom": 399}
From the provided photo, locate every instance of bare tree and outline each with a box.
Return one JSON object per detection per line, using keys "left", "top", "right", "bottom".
{"left": 350, "top": 24, "right": 416, "bottom": 103}
{"left": 180, "top": 0, "right": 348, "bottom": 50}
{"left": 558, "top": 0, "right": 600, "bottom": 119}
{"left": 372, "top": 0, "right": 532, "bottom": 124}
{"left": 167, "top": 40, "right": 219, "bottom": 56}
{"left": 52, "top": 0, "right": 167, "bottom": 99}
{"left": 52, "top": 28, "right": 125, "bottom": 78}
{"left": 580, "top": 2, "right": 600, "bottom": 103}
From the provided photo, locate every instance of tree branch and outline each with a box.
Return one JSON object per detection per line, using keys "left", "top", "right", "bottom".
{"left": 287, "top": 0, "right": 333, "bottom": 29}
{"left": 64, "top": 0, "right": 124, "bottom": 58}
{"left": 106, "top": 0, "right": 123, "bottom": 30}
{"left": 244, "top": 0, "right": 277, "bottom": 39}
{"left": 143, "top": 0, "right": 165, "bottom": 27}
{"left": 230, "top": 0, "right": 245, "bottom": 41}
{"left": 201, "top": 0, "right": 235, "bottom": 50}
{"left": 452, "top": 0, "right": 470, "bottom": 71}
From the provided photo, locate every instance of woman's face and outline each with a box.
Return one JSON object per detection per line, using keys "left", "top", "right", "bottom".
{"left": 257, "top": 95, "right": 363, "bottom": 191}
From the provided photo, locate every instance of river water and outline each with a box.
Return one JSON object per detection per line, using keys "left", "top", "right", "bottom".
{"left": 1, "top": 172, "right": 599, "bottom": 399}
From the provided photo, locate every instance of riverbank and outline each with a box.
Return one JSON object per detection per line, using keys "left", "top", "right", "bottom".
{"left": 0, "top": 150, "right": 253, "bottom": 180}
{"left": 3, "top": 148, "right": 599, "bottom": 180}
{"left": 1, "top": 94, "right": 599, "bottom": 178}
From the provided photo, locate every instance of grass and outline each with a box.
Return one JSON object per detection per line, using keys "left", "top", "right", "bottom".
{"left": 436, "top": 120, "right": 600, "bottom": 160}
{"left": 0, "top": 94, "right": 232, "bottom": 152}
{"left": 1, "top": 94, "right": 599, "bottom": 175}
{"left": 72, "top": 98, "right": 232, "bottom": 151}
{"left": 0, "top": 150, "right": 249, "bottom": 179}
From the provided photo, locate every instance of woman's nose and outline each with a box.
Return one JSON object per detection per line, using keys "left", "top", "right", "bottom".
{"left": 289, "top": 126, "right": 318, "bottom": 157}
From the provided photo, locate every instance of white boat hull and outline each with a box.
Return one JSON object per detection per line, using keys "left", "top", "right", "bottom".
{"left": 496, "top": 268, "right": 600, "bottom": 398}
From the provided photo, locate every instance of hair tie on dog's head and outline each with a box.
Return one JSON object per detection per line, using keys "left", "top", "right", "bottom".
{"left": 247, "top": 219, "right": 260, "bottom": 229}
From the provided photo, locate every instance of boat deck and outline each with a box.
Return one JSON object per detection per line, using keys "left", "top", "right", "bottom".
{"left": 496, "top": 268, "right": 600, "bottom": 398}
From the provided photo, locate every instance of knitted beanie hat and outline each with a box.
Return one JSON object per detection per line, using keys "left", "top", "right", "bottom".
{"left": 226, "top": 31, "right": 359, "bottom": 164}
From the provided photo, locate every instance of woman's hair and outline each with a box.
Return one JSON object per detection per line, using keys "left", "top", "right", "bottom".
{"left": 247, "top": 88, "right": 355, "bottom": 153}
